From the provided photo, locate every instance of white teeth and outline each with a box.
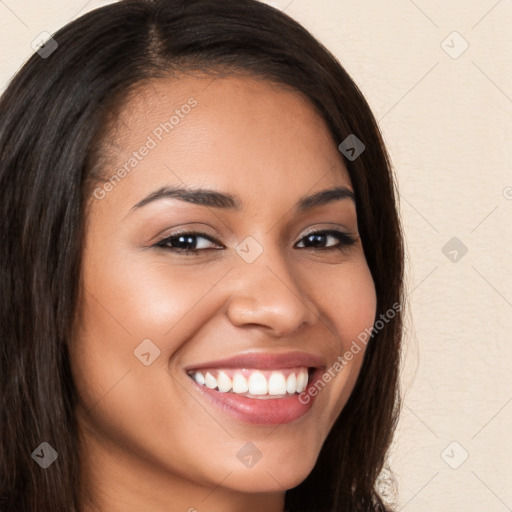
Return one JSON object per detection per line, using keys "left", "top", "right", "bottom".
{"left": 248, "top": 371, "right": 268, "bottom": 395}
{"left": 217, "top": 371, "right": 232, "bottom": 393}
{"left": 268, "top": 372, "right": 287, "bottom": 395}
{"left": 296, "top": 369, "right": 308, "bottom": 392}
{"left": 190, "top": 367, "right": 311, "bottom": 396}
{"left": 204, "top": 372, "right": 217, "bottom": 389}
{"left": 232, "top": 372, "right": 249, "bottom": 393}
{"left": 286, "top": 372, "right": 296, "bottom": 394}
{"left": 194, "top": 371, "right": 205, "bottom": 386}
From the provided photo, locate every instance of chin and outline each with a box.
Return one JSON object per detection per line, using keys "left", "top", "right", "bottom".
{"left": 216, "top": 449, "right": 318, "bottom": 493}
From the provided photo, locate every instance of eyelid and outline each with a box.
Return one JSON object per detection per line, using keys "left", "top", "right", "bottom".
{"left": 155, "top": 230, "right": 224, "bottom": 249}
{"left": 295, "top": 229, "right": 358, "bottom": 248}
{"left": 300, "top": 225, "right": 354, "bottom": 238}
{"left": 296, "top": 223, "right": 357, "bottom": 240}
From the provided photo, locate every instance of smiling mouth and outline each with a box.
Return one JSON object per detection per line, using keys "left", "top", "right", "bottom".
{"left": 184, "top": 351, "right": 325, "bottom": 424}
{"left": 187, "top": 367, "right": 315, "bottom": 399}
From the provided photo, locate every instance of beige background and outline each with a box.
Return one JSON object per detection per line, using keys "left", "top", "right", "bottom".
{"left": 1, "top": 0, "right": 511, "bottom": 510}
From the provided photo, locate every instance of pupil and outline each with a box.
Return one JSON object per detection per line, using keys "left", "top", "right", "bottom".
{"left": 178, "top": 235, "right": 195, "bottom": 248}
{"left": 307, "top": 234, "right": 325, "bottom": 247}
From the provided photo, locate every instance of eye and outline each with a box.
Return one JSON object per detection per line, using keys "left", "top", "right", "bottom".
{"left": 295, "top": 230, "right": 358, "bottom": 251}
{"left": 154, "top": 231, "right": 223, "bottom": 253}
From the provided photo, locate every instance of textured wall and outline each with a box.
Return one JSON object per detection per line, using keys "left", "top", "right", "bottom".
{"left": 1, "top": 1, "right": 511, "bottom": 510}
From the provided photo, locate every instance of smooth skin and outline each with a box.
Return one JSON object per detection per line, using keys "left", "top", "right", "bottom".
{"left": 71, "top": 74, "right": 377, "bottom": 512}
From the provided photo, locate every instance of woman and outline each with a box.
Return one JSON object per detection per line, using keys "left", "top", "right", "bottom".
{"left": 0, "top": 0, "right": 405, "bottom": 510}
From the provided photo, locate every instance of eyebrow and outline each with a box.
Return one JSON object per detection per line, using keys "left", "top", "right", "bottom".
{"left": 130, "top": 185, "right": 356, "bottom": 213}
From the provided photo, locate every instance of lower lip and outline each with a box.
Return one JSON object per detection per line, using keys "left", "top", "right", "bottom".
{"left": 189, "top": 369, "right": 323, "bottom": 425}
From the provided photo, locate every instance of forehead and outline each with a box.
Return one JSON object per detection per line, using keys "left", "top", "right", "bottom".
{"left": 96, "top": 73, "right": 353, "bottom": 210}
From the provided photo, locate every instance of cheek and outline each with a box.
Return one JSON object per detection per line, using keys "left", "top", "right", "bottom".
{"left": 69, "top": 245, "right": 234, "bottom": 425}
{"left": 70, "top": 257, "right": 235, "bottom": 484}
{"left": 78, "top": 241, "right": 230, "bottom": 350}
{"left": 301, "top": 253, "right": 377, "bottom": 345}
{"left": 301, "top": 257, "right": 377, "bottom": 429}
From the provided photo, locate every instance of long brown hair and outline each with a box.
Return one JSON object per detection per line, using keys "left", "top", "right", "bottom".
{"left": 0, "top": 1, "right": 404, "bottom": 510}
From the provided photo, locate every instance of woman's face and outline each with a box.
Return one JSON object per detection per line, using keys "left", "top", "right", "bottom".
{"left": 71, "top": 74, "right": 377, "bottom": 510}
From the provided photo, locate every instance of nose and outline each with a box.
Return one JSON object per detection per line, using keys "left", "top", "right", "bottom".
{"left": 226, "top": 244, "right": 319, "bottom": 337}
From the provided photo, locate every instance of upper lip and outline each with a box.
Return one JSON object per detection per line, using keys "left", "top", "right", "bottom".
{"left": 185, "top": 351, "right": 326, "bottom": 371}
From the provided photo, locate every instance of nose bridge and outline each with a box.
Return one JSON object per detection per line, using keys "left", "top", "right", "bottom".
{"left": 226, "top": 236, "right": 318, "bottom": 335}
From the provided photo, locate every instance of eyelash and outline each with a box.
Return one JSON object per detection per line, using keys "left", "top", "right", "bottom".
{"left": 154, "top": 230, "right": 357, "bottom": 254}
